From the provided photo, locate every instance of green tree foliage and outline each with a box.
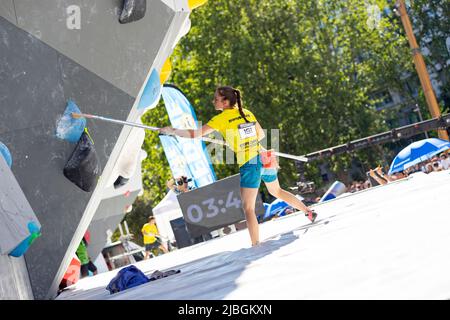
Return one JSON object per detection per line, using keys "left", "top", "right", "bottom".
{"left": 410, "top": 0, "right": 450, "bottom": 112}
{"left": 119, "top": 0, "right": 447, "bottom": 244}
{"left": 170, "top": 0, "right": 413, "bottom": 187}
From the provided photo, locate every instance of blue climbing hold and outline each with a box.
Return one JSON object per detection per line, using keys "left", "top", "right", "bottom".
{"left": 0, "top": 142, "right": 12, "bottom": 167}
{"left": 9, "top": 221, "right": 41, "bottom": 257}
{"left": 138, "top": 69, "right": 162, "bottom": 110}
{"left": 56, "top": 100, "right": 86, "bottom": 143}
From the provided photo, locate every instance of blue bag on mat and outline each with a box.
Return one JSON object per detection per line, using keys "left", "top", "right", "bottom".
{"left": 106, "top": 265, "right": 149, "bottom": 294}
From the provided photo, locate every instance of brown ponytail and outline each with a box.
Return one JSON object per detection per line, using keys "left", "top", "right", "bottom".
{"left": 234, "top": 89, "right": 249, "bottom": 123}
{"left": 216, "top": 86, "right": 249, "bottom": 123}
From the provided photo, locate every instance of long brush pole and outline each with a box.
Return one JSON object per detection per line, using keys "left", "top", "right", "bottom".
{"left": 72, "top": 112, "right": 160, "bottom": 131}
{"left": 71, "top": 112, "right": 308, "bottom": 162}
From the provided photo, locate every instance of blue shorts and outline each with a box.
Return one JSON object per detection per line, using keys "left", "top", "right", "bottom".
{"left": 145, "top": 242, "right": 159, "bottom": 252}
{"left": 239, "top": 155, "right": 278, "bottom": 188}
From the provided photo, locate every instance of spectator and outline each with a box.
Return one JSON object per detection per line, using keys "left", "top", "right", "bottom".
{"left": 76, "top": 232, "right": 98, "bottom": 278}
{"left": 167, "top": 176, "right": 191, "bottom": 194}
{"left": 431, "top": 158, "right": 443, "bottom": 172}
{"left": 354, "top": 179, "right": 368, "bottom": 190}
{"left": 406, "top": 164, "right": 420, "bottom": 175}
{"left": 368, "top": 166, "right": 407, "bottom": 186}
{"left": 347, "top": 180, "right": 361, "bottom": 192}
{"left": 390, "top": 170, "right": 408, "bottom": 181}
{"left": 420, "top": 161, "right": 428, "bottom": 173}
{"left": 439, "top": 153, "right": 450, "bottom": 170}
{"left": 369, "top": 167, "right": 389, "bottom": 186}
{"left": 421, "top": 160, "right": 434, "bottom": 173}
{"left": 141, "top": 216, "right": 168, "bottom": 260}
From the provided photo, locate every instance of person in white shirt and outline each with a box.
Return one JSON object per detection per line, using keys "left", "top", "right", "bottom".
{"left": 439, "top": 153, "right": 450, "bottom": 170}
{"left": 420, "top": 162, "right": 428, "bottom": 173}
{"left": 430, "top": 156, "right": 443, "bottom": 172}
{"left": 423, "top": 161, "right": 434, "bottom": 173}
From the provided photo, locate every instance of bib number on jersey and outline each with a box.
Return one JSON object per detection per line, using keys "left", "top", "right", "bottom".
{"left": 238, "top": 122, "right": 257, "bottom": 139}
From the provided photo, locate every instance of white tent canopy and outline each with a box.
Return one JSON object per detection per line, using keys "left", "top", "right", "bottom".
{"left": 152, "top": 190, "right": 183, "bottom": 243}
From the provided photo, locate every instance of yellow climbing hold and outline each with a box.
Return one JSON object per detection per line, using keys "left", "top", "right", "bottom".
{"left": 188, "top": 0, "right": 208, "bottom": 10}
{"left": 159, "top": 58, "right": 172, "bottom": 84}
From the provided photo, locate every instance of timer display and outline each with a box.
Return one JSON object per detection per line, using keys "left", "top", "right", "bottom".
{"left": 177, "top": 174, "right": 264, "bottom": 237}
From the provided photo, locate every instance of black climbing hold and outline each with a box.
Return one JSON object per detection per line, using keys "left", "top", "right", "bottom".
{"left": 63, "top": 131, "right": 100, "bottom": 192}
{"left": 114, "top": 175, "right": 129, "bottom": 189}
{"left": 119, "top": 0, "right": 147, "bottom": 24}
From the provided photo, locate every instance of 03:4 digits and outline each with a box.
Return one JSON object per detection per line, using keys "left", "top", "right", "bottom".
{"left": 186, "top": 191, "right": 241, "bottom": 223}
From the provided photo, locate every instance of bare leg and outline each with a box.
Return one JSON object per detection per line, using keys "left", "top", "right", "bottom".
{"left": 264, "top": 179, "right": 314, "bottom": 216}
{"left": 144, "top": 251, "right": 150, "bottom": 260}
{"left": 369, "top": 168, "right": 388, "bottom": 185}
{"left": 375, "top": 166, "right": 393, "bottom": 182}
{"left": 240, "top": 187, "right": 260, "bottom": 246}
{"left": 159, "top": 244, "right": 168, "bottom": 254}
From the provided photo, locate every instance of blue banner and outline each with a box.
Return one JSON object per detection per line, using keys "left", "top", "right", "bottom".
{"left": 160, "top": 85, "right": 216, "bottom": 188}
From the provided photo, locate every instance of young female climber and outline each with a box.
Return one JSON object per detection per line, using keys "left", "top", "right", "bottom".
{"left": 159, "top": 86, "right": 317, "bottom": 246}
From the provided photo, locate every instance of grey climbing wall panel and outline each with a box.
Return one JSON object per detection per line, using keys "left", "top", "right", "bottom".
{"left": 0, "top": 0, "right": 16, "bottom": 25}
{"left": 0, "top": 0, "right": 185, "bottom": 300}
{"left": 0, "top": 15, "right": 134, "bottom": 299}
{"left": 87, "top": 189, "right": 141, "bottom": 261}
{"left": 10, "top": 0, "right": 174, "bottom": 97}
{"left": 87, "top": 162, "right": 143, "bottom": 261}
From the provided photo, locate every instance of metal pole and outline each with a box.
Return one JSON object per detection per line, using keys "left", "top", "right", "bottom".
{"left": 124, "top": 220, "right": 130, "bottom": 236}
{"left": 396, "top": 0, "right": 449, "bottom": 140}
{"left": 118, "top": 223, "right": 124, "bottom": 237}
{"left": 72, "top": 112, "right": 308, "bottom": 162}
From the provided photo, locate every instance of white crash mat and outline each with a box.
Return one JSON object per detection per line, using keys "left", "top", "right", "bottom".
{"left": 57, "top": 170, "right": 450, "bottom": 300}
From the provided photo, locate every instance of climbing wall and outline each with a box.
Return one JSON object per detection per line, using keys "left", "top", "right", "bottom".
{"left": 87, "top": 161, "right": 144, "bottom": 261}
{"left": 0, "top": 0, "right": 191, "bottom": 299}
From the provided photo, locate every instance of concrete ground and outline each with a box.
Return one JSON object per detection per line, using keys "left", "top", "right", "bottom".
{"left": 57, "top": 170, "right": 450, "bottom": 300}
